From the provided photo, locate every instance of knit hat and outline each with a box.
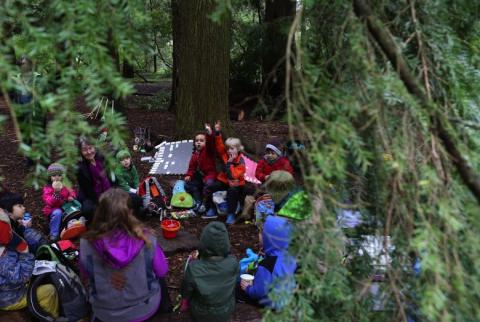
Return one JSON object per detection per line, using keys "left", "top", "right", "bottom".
{"left": 264, "top": 170, "right": 295, "bottom": 204}
{"left": 116, "top": 149, "right": 131, "bottom": 161}
{"left": 0, "top": 192, "right": 24, "bottom": 213}
{"left": 265, "top": 138, "right": 283, "bottom": 156}
{"left": 47, "top": 163, "right": 65, "bottom": 177}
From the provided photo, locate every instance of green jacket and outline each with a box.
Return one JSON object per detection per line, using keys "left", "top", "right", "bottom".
{"left": 114, "top": 164, "right": 139, "bottom": 193}
{"left": 181, "top": 222, "right": 238, "bottom": 322}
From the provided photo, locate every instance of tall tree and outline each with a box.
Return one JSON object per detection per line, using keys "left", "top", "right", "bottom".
{"left": 172, "top": 0, "right": 230, "bottom": 137}
{"left": 261, "top": 0, "right": 295, "bottom": 110}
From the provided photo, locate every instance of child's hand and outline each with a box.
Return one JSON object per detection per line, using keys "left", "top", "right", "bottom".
{"left": 205, "top": 123, "right": 212, "bottom": 135}
{"left": 190, "top": 250, "right": 199, "bottom": 260}
{"left": 240, "top": 279, "right": 252, "bottom": 291}
{"left": 214, "top": 120, "right": 221, "bottom": 132}
{"left": 52, "top": 181, "right": 63, "bottom": 192}
{"left": 227, "top": 151, "right": 237, "bottom": 162}
{"left": 19, "top": 218, "right": 32, "bottom": 228}
{"left": 67, "top": 196, "right": 74, "bottom": 202}
{"left": 185, "top": 176, "right": 191, "bottom": 182}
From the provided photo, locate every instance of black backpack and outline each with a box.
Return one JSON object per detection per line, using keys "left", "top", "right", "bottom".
{"left": 27, "top": 260, "right": 88, "bottom": 322}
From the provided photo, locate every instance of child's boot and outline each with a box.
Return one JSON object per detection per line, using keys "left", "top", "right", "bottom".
{"left": 226, "top": 213, "right": 235, "bottom": 225}
{"left": 202, "top": 207, "right": 217, "bottom": 219}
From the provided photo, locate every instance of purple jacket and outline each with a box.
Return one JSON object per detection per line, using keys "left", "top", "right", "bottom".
{"left": 80, "top": 230, "right": 168, "bottom": 322}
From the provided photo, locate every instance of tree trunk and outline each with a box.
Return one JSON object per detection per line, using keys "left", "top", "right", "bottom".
{"left": 173, "top": 0, "right": 231, "bottom": 137}
{"left": 153, "top": 54, "right": 157, "bottom": 73}
{"left": 262, "top": 0, "right": 296, "bottom": 104}
{"left": 170, "top": 0, "right": 180, "bottom": 112}
{"left": 122, "top": 59, "right": 135, "bottom": 79}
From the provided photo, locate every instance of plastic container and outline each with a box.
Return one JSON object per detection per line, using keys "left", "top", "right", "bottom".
{"left": 22, "top": 212, "right": 32, "bottom": 226}
{"left": 161, "top": 219, "right": 181, "bottom": 239}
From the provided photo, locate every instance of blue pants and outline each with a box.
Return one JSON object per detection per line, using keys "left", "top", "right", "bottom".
{"left": 185, "top": 177, "right": 215, "bottom": 205}
{"left": 49, "top": 208, "right": 63, "bottom": 238}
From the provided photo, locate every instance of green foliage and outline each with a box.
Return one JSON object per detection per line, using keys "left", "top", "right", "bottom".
{"left": 0, "top": 0, "right": 148, "bottom": 187}
{"left": 261, "top": 0, "right": 480, "bottom": 321}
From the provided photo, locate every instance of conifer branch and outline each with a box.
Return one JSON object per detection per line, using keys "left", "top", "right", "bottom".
{"left": 353, "top": 0, "right": 480, "bottom": 204}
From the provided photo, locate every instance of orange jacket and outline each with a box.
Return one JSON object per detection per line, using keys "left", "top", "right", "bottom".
{"left": 215, "top": 134, "right": 246, "bottom": 186}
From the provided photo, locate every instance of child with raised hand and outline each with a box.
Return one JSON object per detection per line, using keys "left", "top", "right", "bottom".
{"left": 181, "top": 221, "right": 238, "bottom": 322}
{"left": 184, "top": 125, "right": 217, "bottom": 213}
{"left": 42, "top": 163, "right": 76, "bottom": 242}
{"left": 255, "top": 139, "right": 294, "bottom": 183}
{"left": 0, "top": 192, "right": 46, "bottom": 254}
{"left": 115, "top": 149, "right": 139, "bottom": 194}
{"left": 204, "top": 121, "right": 246, "bottom": 225}
{"left": 79, "top": 188, "right": 169, "bottom": 322}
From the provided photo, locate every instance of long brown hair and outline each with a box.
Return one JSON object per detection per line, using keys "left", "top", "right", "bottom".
{"left": 83, "top": 188, "right": 151, "bottom": 246}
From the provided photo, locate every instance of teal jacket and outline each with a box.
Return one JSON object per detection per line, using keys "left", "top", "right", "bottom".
{"left": 181, "top": 222, "right": 238, "bottom": 322}
{"left": 115, "top": 164, "right": 139, "bottom": 193}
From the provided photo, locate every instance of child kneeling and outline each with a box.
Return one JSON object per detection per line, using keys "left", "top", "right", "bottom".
{"left": 80, "top": 188, "right": 168, "bottom": 322}
{"left": 181, "top": 221, "right": 238, "bottom": 322}
{"left": 238, "top": 216, "right": 297, "bottom": 310}
{"left": 42, "top": 163, "right": 76, "bottom": 241}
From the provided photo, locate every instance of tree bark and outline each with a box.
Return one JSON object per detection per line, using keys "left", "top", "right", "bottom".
{"left": 172, "top": 0, "right": 231, "bottom": 137}
{"left": 262, "top": 0, "right": 296, "bottom": 102}
{"left": 353, "top": 0, "right": 480, "bottom": 204}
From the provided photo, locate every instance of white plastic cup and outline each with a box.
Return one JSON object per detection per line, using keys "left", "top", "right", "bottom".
{"left": 240, "top": 274, "right": 254, "bottom": 286}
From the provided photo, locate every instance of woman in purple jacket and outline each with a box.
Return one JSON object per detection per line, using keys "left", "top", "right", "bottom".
{"left": 80, "top": 188, "right": 169, "bottom": 322}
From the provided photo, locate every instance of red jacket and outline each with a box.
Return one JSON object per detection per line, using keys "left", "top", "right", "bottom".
{"left": 42, "top": 185, "right": 77, "bottom": 217}
{"left": 186, "top": 134, "right": 217, "bottom": 183}
{"left": 255, "top": 157, "right": 294, "bottom": 183}
{"left": 215, "top": 134, "right": 246, "bottom": 186}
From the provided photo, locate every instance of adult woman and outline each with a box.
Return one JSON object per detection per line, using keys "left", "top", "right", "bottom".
{"left": 76, "top": 137, "right": 112, "bottom": 221}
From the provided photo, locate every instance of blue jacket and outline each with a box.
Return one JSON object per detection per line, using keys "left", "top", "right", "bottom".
{"left": 246, "top": 216, "right": 297, "bottom": 309}
{"left": 0, "top": 250, "right": 35, "bottom": 308}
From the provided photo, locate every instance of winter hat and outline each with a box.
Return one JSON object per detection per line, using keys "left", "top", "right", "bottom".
{"left": 0, "top": 192, "right": 24, "bottom": 213}
{"left": 265, "top": 138, "right": 284, "bottom": 156}
{"left": 47, "top": 163, "right": 65, "bottom": 177}
{"left": 264, "top": 170, "right": 295, "bottom": 205}
{"left": 116, "top": 149, "right": 131, "bottom": 161}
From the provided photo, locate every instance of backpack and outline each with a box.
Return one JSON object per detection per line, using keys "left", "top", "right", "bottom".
{"left": 138, "top": 176, "right": 169, "bottom": 214}
{"left": 36, "top": 242, "right": 79, "bottom": 274}
{"left": 27, "top": 260, "right": 88, "bottom": 322}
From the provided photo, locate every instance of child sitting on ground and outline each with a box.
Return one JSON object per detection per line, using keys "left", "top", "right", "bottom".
{"left": 204, "top": 121, "right": 246, "bottom": 225}
{"left": 42, "top": 163, "right": 76, "bottom": 242}
{"left": 184, "top": 125, "right": 217, "bottom": 213}
{"left": 238, "top": 215, "right": 297, "bottom": 309}
{"left": 0, "top": 208, "right": 59, "bottom": 315}
{"left": 255, "top": 139, "right": 294, "bottom": 183}
{"left": 115, "top": 149, "right": 139, "bottom": 194}
{"left": 0, "top": 192, "right": 46, "bottom": 253}
{"left": 181, "top": 221, "right": 238, "bottom": 322}
{"left": 80, "top": 188, "right": 169, "bottom": 321}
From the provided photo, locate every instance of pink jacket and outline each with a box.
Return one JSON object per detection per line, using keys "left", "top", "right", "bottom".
{"left": 42, "top": 185, "right": 77, "bottom": 217}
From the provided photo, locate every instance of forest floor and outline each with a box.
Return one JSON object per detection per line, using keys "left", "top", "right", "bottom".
{"left": 0, "top": 82, "right": 290, "bottom": 321}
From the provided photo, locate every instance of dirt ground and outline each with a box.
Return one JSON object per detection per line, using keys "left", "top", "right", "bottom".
{"left": 0, "top": 83, "right": 290, "bottom": 321}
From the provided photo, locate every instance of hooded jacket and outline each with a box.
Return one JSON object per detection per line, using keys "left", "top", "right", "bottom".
{"left": 255, "top": 157, "right": 294, "bottom": 183}
{"left": 80, "top": 230, "right": 168, "bottom": 322}
{"left": 115, "top": 164, "right": 140, "bottom": 193}
{"left": 245, "top": 216, "right": 297, "bottom": 309}
{"left": 181, "top": 222, "right": 238, "bottom": 322}
{"left": 76, "top": 153, "right": 112, "bottom": 203}
{"left": 215, "top": 134, "right": 246, "bottom": 186}
{"left": 0, "top": 250, "right": 34, "bottom": 308}
{"left": 186, "top": 133, "right": 217, "bottom": 183}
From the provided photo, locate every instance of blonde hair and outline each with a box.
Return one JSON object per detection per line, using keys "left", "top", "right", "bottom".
{"left": 225, "top": 137, "right": 244, "bottom": 152}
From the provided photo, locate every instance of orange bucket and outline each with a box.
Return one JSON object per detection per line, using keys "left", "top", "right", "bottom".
{"left": 161, "top": 219, "right": 181, "bottom": 239}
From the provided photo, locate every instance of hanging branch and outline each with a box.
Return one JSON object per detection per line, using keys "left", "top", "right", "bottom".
{"left": 353, "top": 0, "right": 480, "bottom": 204}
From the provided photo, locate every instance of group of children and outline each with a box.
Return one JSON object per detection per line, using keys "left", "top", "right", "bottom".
{"left": 0, "top": 121, "right": 301, "bottom": 321}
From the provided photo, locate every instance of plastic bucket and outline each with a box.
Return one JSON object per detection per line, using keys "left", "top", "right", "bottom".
{"left": 161, "top": 219, "right": 180, "bottom": 239}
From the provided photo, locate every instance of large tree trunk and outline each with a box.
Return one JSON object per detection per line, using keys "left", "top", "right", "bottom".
{"left": 262, "top": 0, "right": 296, "bottom": 106}
{"left": 172, "top": 0, "right": 230, "bottom": 137}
